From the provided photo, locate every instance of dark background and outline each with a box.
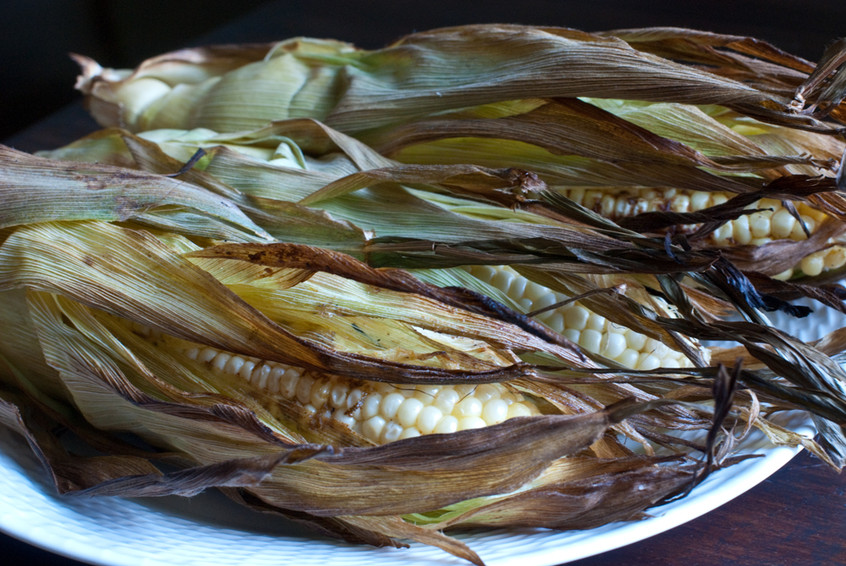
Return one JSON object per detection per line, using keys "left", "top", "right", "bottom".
{"left": 2, "top": 2, "right": 845, "bottom": 565}
{"left": 3, "top": 0, "right": 846, "bottom": 143}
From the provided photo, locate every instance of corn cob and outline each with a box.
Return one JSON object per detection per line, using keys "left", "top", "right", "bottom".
{"left": 126, "top": 257, "right": 696, "bottom": 447}
{"left": 563, "top": 188, "right": 844, "bottom": 279}
{"left": 145, "top": 326, "right": 541, "bottom": 444}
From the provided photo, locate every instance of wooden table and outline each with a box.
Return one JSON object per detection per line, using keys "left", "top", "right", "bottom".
{"left": 2, "top": 2, "right": 845, "bottom": 564}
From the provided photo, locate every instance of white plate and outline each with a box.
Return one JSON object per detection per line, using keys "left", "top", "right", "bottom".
{"left": 0, "top": 299, "right": 834, "bottom": 566}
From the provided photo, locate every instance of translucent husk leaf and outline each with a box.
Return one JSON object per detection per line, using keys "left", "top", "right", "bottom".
{"left": 38, "top": 125, "right": 627, "bottom": 258}
{"left": 379, "top": 97, "right": 842, "bottom": 188}
{"left": 428, "top": 456, "right": 699, "bottom": 530}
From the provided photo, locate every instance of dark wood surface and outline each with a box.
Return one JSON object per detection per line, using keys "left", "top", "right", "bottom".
{"left": 3, "top": 2, "right": 845, "bottom": 565}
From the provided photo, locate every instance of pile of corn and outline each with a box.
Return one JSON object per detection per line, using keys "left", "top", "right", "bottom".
{"left": 1, "top": 25, "right": 845, "bottom": 564}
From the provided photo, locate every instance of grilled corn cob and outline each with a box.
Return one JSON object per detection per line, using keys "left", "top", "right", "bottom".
{"left": 563, "top": 188, "right": 843, "bottom": 279}
{"left": 126, "top": 256, "right": 695, "bottom": 447}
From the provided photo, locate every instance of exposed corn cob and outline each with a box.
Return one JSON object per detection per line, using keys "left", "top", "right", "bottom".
{"left": 126, "top": 259, "right": 696, "bottom": 447}
{"left": 464, "top": 265, "right": 693, "bottom": 369}
{"left": 562, "top": 187, "right": 845, "bottom": 279}
{"left": 132, "top": 322, "right": 540, "bottom": 445}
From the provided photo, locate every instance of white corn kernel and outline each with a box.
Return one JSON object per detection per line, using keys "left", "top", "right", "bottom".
{"left": 399, "top": 427, "right": 421, "bottom": 440}
{"left": 617, "top": 348, "right": 641, "bottom": 368}
{"left": 474, "top": 383, "right": 501, "bottom": 403}
{"left": 296, "top": 375, "right": 315, "bottom": 405}
{"left": 458, "top": 417, "right": 487, "bottom": 431}
{"left": 330, "top": 383, "right": 349, "bottom": 409}
{"left": 600, "top": 331, "right": 627, "bottom": 359}
{"left": 690, "top": 191, "right": 711, "bottom": 210}
{"left": 380, "top": 392, "right": 405, "bottom": 419}
{"left": 824, "top": 247, "right": 846, "bottom": 269}
{"left": 361, "top": 392, "right": 382, "bottom": 419}
{"left": 345, "top": 389, "right": 364, "bottom": 411}
{"left": 710, "top": 194, "right": 728, "bottom": 206}
{"left": 732, "top": 214, "right": 752, "bottom": 245}
{"left": 562, "top": 328, "right": 581, "bottom": 344}
{"left": 211, "top": 352, "right": 231, "bottom": 372}
{"left": 748, "top": 212, "right": 771, "bottom": 239}
{"left": 624, "top": 330, "right": 647, "bottom": 351}
{"left": 563, "top": 305, "right": 590, "bottom": 330}
{"left": 416, "top": 406, "right": 443, "bottom": 434}
{"left": 455, "top": 397, "right": 483, "bottom": 418}
{"left": 586, "top": 313, "right": 606, "bottom": 332}
{"left": 252, "top": 364, "right": 271, "bottom": 389}
{"left": 310, "top": 382, "right": 331, "bottom": 409}
{"left": 773, "top": 268, "right": 794, "bottom": 281}
{"left": 362, "top": 416, "right": 386, "bottom": 442}
{"left": 578, "top": 329, "right": 603, "bottom": 353}
{"left": 800, "top": 252, "right": 825, "bottom": 277}
{"left": 637, "top": 353, "right": 662, "bottom": 370}
{"left": 223, "top": 355, "right": 245, "bottom": 375}
{"left": 771, "top": 209, "right": 796, "bottom": 239}
{"left": 381, "top": 422, "right": 404, "bottom": 443}
{"left": 277, "top": 367, "right": 298, "bottom": 396}
{"left": 433, "top": 415, "right": 459, "bottom": 434}
{"left": 197, "top": 348, "right": 218, "bottom": 363}
{"left": 712, "top": 222, "right": 733, "bottom": 245}
{"left": 670, "top": 195, "right": 690, "bottom": 213}
{"left": 482, "top": 399, "right": 509, "bottom": 425}
{"left": 237, "top": 360, "right": 256, "bottom": 380}
{"left": 506, "top": 403, "right": 534, "bottom": 419}
{"left": 332, "top": 409, "right": 356, "bottom": 429}
{"left": 433, "top": 388, "right": 459, "bottom": 413}
{"left": 397, "top": 397, "right": 424, "bottom": 428}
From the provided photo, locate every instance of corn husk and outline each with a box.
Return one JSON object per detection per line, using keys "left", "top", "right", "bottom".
{"left": 75, "top": 25, "right": 845, "bottom": 135}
